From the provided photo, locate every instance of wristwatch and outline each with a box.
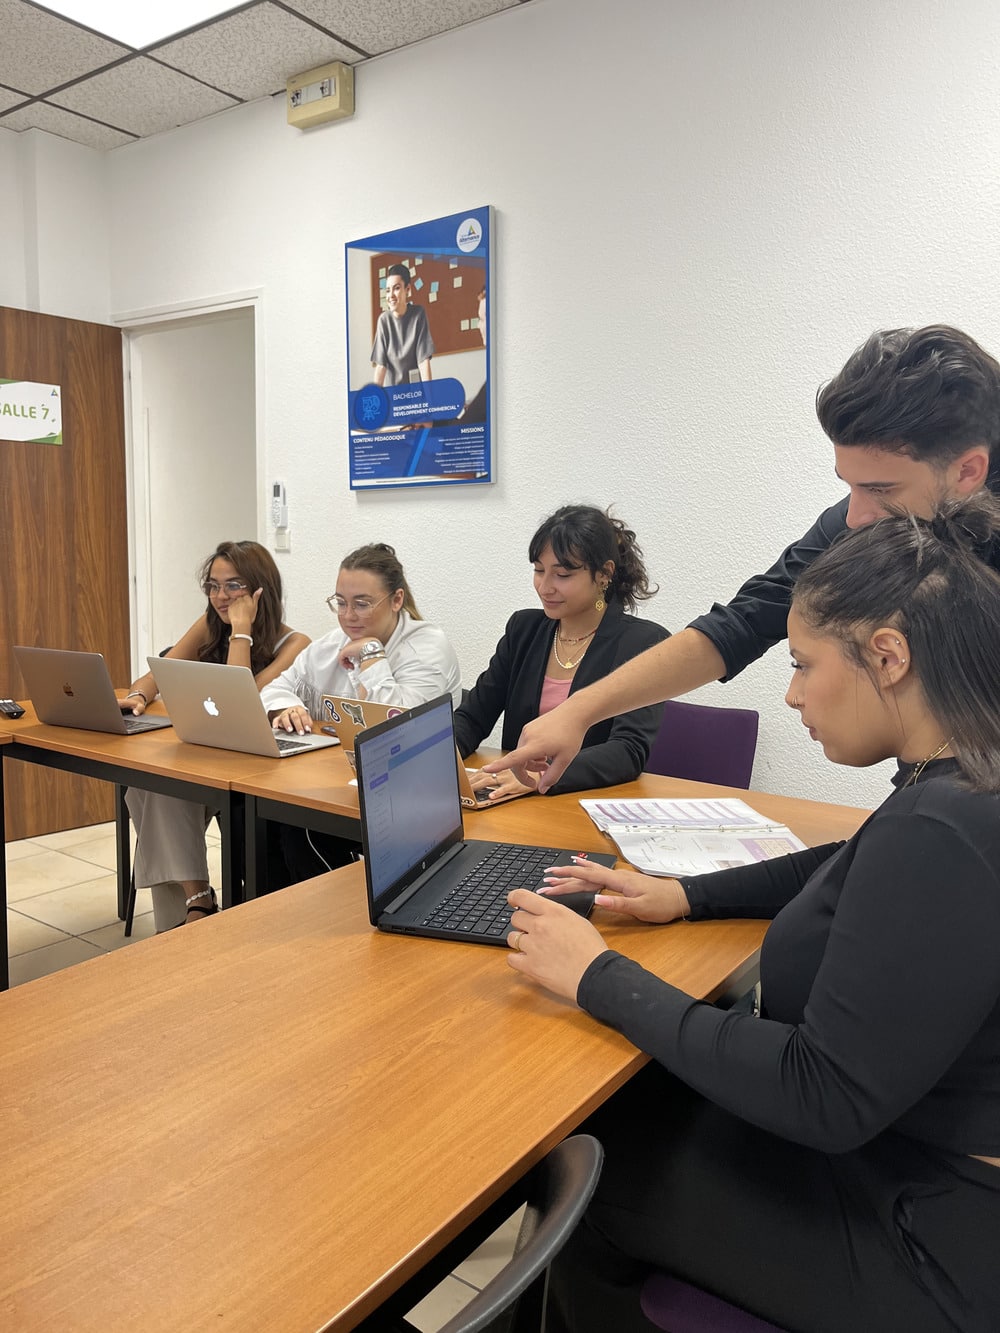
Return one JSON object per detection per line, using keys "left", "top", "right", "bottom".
{"left": 358, "top": 639, "right": 386, "bottom": 664}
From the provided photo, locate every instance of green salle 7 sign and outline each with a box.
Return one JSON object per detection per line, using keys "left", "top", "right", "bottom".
{"left": 0, "top": 379, "right": 63, "bottom": 444}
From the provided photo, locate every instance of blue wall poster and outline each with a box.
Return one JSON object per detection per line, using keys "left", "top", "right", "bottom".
{"left": 346, "top": 206, "right": 493, "bottom": 489}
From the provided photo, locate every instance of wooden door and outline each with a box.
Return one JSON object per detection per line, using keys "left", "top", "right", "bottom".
{"left": 0, "top": 306, "right": 129, "bottom": 839}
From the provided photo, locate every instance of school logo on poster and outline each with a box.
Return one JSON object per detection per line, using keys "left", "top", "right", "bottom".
{"left": 456, "top": 217, "right": 483, "bottom": 252}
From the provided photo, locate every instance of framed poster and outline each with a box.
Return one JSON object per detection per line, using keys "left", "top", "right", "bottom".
{"left": 346, "top": 206, "right": 492, "bottom": 489}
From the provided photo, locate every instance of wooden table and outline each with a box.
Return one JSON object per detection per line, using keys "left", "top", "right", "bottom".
{"left": 0, "top": 706, "right": 307, "bottom": 986}
{"left": 0, "top": 784, "right": 865, "bottom": 1332}
{"left": 234, "top": 751, "right": 865, "bottom": 900}
{"left": 233, "top": 743, "right": 362, "bottom": 898}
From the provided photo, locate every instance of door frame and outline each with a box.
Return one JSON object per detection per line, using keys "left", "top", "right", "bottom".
{"left": 114, "top": 291, "right": 264, "bottom": 677}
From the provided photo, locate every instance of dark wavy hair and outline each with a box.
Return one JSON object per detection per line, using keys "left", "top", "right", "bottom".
{"left": 793, "top": 492, "right": 1000, "bottom": 792}
{"left": 339, "top": 543, "right": 421, "bottom": 619}
{"left": 816, "top": 325, "right": 1000, "bottom": 465}
{"left": 198, "top": 540, "right": 286, "bottom": 674}
{"left": 527, "top": 505, "right": 657, "bottom": 614}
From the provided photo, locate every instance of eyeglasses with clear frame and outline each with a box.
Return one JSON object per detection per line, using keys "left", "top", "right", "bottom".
{"left": 202, "top": 579, "right": 249, "bottom": 597}
{"left": 326, "top": 592, "right": 392, "bottom": 617}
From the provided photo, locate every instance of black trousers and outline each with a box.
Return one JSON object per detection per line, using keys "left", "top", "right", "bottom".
{"left": 546, "top": 1064, "right": 1000, "bottom": 1333}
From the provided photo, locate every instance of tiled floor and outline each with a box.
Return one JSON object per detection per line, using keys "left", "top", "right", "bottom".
{"left": 4, "top": 819, "right": 521, "bottom": 1329}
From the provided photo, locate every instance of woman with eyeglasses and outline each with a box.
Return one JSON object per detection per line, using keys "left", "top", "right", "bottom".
{"left": 261, "top": 542, "right": 462, "bottom": 879}
{"left": 123, "top": 540, "right": 310, "bottom": 930}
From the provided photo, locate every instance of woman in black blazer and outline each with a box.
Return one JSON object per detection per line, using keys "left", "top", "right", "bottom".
{"left": 454, "top": 505, "right": 670, "bottom": 799}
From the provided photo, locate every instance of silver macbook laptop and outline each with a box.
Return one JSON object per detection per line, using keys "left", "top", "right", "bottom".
{"left": 355, "top": 694, "right": 613, "bottom": 946}
{"left": 14, "top": 646, "right": 172, "bottom": 735}
{"left": 148, "top": 656, "right": 338, "bottom": 759}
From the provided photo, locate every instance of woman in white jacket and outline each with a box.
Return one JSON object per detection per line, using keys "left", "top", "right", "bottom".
{"left": 261, "top": 542, "right": 462, "bottom": 878}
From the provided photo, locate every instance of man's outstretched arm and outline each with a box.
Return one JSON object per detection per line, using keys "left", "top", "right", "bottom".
{"left": 491, "top": 627, "right": 726, "bottom": 792}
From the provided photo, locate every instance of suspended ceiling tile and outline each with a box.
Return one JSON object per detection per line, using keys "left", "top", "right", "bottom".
{"left": 0, "top": 84, "right": 29, "bottom": 113}
{"left": 290, "top": 0, "right": 521, "bottom": 55}
{"left": 0, "top": 0, "right": 130, "bottom": 95}
{"left": 51, "top": 57, "right": 238, "bottom": 138}
{"left": 0, "top": 100, "right": 135, "bottom": 150}
{"left": 153, "top": 2, "right": 359, "bottom": 101}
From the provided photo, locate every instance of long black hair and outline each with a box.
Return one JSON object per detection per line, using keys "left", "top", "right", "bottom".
{"left": 793, "top": 492, "right": 1000, "bottom": 792}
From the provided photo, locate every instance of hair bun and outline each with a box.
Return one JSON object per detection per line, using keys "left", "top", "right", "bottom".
{"left": 923, "top": 493, "right": 1000, "bottom": 554}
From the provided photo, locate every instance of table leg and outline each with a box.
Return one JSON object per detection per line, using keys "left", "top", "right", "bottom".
{"left": 216, "top": 794, "right": 246, "bottom": 911}
{"left": 243, "top": 795, "right": 268, "bottom": 901}
{"left": 115, "top": 784, "right": 131, "bottom": 922}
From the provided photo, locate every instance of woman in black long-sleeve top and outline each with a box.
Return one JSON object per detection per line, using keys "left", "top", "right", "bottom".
{"left": 506, "top": 496, "right": 1000, "bottom": 1333}
{"left": 453, "top": 505, "right": 669, "bottom": 800}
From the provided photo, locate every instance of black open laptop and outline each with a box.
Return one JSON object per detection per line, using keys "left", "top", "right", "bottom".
{"left": 355, "top": 694, "right": 614, "bottom": 946}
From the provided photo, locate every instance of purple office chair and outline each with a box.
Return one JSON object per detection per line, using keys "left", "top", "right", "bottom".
{"left": 641, "top": 1272, "right": 786, "bottom": 1332}
{"left": 645, "top": 699, "right": 759, "bottom": 789}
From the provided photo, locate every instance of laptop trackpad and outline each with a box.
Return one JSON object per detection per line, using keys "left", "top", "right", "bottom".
{"left": 544, "top": 890, "right": 595, "bottom": 919}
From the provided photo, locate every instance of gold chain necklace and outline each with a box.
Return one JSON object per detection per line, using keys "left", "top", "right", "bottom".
{"left": 903, "top": 737, "right": 952, "bottom": 788}
{"left": 557, "top": 628, "right": 598, "bottom": 646}
{"left": 552, "top": 634, "right": 595, "bottom": 670}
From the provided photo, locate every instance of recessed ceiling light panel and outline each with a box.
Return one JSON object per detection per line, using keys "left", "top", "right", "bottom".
{"left": 37, "top": 1, "right": 249, "bottom": 49}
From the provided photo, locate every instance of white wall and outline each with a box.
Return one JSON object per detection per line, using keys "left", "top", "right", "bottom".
{"left": 85, "top": 0, "right": 1000, "bottom": 809}
{"left": 127, "top": 308, "right": 257, "bottom": 663}
{"left": 0, "top": 129, "right": 110, "bottom": 323}
{"left": 0, "top": 129, "right": 27, "bottom": 310}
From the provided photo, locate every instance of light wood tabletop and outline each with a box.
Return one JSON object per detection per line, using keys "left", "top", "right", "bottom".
{"left": 0, "top": 781, "right": 867, "bottom": 1332}
{"left": 0, "top": 864, "right": 766, "bottom": 1332}
{"left": 234, "top": 741, "right": 361, "bottom": 814}
{"left": 234, "top": 749, "right": 867, "bottom": 851}
{"left": 0, "top": 704, "right": 275, "bottom": 952}
{"left": 231, "top": 750, "right": 868, "bottom": 904}
{"left": 4, "top": 702, "right": 298, "bottom": 788}
{"left": 457, "top": 766, "right": 867, "bottom": 853}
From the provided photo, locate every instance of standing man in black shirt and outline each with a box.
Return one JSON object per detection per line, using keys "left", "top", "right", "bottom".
{"left": 492, "top": 325, "right": 1000, "bottom": 790}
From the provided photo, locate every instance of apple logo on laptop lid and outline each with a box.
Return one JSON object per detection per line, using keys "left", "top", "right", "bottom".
{"left": 203, "top": 696, "right": 220, "bottom": 717}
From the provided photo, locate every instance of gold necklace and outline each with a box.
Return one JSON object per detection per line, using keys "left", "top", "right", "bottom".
{"left": 903, "top": 737, "right": 952, "bottom": 788}
{"left": 557, "top": 627, "right": 598, "bottom": 646}
{"left": 552, "top": 634, "right": 594, "bottom": 670}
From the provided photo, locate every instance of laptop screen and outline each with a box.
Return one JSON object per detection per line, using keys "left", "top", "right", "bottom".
{"left": 356, "top": 695, "right": 463, "bottom": 913}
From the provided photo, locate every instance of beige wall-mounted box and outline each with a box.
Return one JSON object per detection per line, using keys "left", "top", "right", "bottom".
{"left": 287, "top": 61, "right": 355, "bottom": 129}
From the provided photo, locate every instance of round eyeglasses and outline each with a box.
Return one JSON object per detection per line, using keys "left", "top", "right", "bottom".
{"left": 326, "top": 592, "right": 391, "bottom": 617}
{"left": 203, "top": 579, "right": 249, "bottom": 597}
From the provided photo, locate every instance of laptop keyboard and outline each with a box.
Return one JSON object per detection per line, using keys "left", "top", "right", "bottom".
{"left": 420, "top": 844, "right": 564, "bottom": 937}
{"left": 275, "top": 735, "right": 313, "bottom": 754}
{"left": 122, "top": 716, "right": 168, "bottom": 733}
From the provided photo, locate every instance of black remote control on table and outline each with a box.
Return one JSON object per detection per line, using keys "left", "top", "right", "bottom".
{"left": 0, "top": 699, "right": 26, "bottom": 718}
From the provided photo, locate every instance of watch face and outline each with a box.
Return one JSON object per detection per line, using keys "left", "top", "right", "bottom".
{"left": 361, "top": 640, "right": 382, "bottom": 656}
